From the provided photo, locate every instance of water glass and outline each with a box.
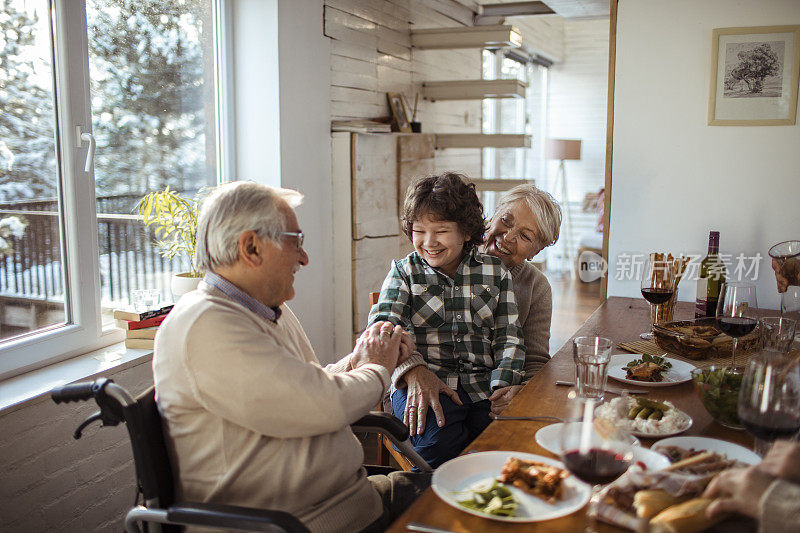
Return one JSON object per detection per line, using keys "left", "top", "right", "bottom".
{"left": 132, "top": 288, "right": 160, "bottom": 312}
{"left": 573, "top": 336, "right": 613, "bottom": 400}
{"left": 760, "top": 317, "right": 797, "bottom": 353}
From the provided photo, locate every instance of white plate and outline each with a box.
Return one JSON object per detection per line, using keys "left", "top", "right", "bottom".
{"left": 535, "top": 423, "right": 668, "bottom": 471}
{"left": 536, "top": 422, "right": 641, "bottom": 454}
{"left": 595, "top": 397, "right": 693, "bottom": 438}
{"left": 607, "top": 354, "right": 695, "bottom": 387}
{"left": 652, "top": 436, "right": 761, "bottom": 465}
{"left": 431, "top": 451, "right": 591, "bottom": 522}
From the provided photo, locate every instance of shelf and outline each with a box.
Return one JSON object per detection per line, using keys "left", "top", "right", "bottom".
{"left": 422, "top": 79, "right": 527, "bottom": 101}
{"left": 434, "top": 134, "right": 531, "bottom": 149}
{"left": 410, "top": 25, "right": 522, "bottom": 50}
{"left": 469, "top": 178, "right": 534, "bottom": 192}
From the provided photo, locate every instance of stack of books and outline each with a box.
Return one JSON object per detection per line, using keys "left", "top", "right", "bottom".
{"left": 113, "top": 305, "right": 174, "bottom": 349}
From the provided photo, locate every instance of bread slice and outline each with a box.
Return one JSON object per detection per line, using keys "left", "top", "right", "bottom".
{"left": 649, "top": 498, "right": 721, "bottom": 533}
{"left": 633, "top": 489, "right": 690, "bottom": 519}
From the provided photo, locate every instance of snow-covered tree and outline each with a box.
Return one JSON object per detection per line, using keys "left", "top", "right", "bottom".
{"left": 0, "top": 0, "right": 57, "bottom": 202}
{"left": 88, "top": 0, "right": 214, "bottom": 206}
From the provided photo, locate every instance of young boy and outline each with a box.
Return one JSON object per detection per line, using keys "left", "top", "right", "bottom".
{"left": 367, "top": 173, "right": 525, "bottom": 468}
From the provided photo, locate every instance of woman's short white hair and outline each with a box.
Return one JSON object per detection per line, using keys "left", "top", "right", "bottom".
{"left": 195, "top": 181, "right": 303, "bottom": 272}
{"left": 497, "top": 184, "right": 562, "bottom": 249}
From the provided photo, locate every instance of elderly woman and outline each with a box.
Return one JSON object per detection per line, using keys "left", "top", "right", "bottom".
{"left": 398, "top": 184, "right": 561, "bottom": 435}
{"left": 483, "top": 184, "right": 562, "bottom": 415}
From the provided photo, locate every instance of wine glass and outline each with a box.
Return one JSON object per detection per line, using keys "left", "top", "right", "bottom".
{"left": 738, "top": 353, "right": 800, "bottom": 456}
{"left": 769, "top": 240, "right": 800, "bottom": 316}
{"left": 716, "top": 282, "right": 758, "bottom": 367}
{"left": 639, "top": 258, "right": 677, "bottom": 340}
{"left": 559, "top": 391, "right": 636, "bottom": 532}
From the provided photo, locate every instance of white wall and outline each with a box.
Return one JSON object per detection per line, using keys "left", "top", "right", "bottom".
{"left": 276, "top": 0, "right": 335, "bottom": 359}
{"left": 548, "top": 19, "right": 609, "bottom": 203}
{"left": 232, "top": 0, "right": 280, "bottom": 185}
{"left": 608, "top": 0, "right": 800, "bottom": 311}
{"left": 232, "top": 0, "right": 334, "bottom": 359}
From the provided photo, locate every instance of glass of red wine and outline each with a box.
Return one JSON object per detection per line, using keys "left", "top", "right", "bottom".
{"left": 640, "top": 258, "right": 677, "bottom": 340}
{"left": 738, "top": 352, "right": 800, "bottom": 456}
{"left": 716, "top": 282, "right": 758, "bottom": 367}
{"left": 559, "top": 391, "right": 636, "bottom": 532}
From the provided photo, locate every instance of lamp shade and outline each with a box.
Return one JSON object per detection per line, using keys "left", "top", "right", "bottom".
{"left": 545, "top": 138, "right": 581, "bottom": 160}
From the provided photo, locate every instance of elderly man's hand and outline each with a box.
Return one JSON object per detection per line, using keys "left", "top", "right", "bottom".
{"left": 488, "top": 385, "right": 523, "bottom": 418}
{"left": 758, "top": 440, "right": 800, "bottom": 483}
{"left": 350, "top": 322, "right": 404, "bottom": 374}
{"left": 702, "top": 465, "right": 775, "bottom": 520}
{"left": 403, "top": 366, "right": 461, "bottom": 436}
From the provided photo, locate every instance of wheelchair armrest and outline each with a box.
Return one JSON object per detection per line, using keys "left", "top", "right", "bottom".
{"left": 167, "top": 502, "right": 309, "bottom": 533}
{"left": 351, "top": 411, "right": 408, "bottom": 442}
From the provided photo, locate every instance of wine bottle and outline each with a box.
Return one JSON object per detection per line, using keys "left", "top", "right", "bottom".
{"left": 695, "top": 231, "right": 726, "bottom": 318}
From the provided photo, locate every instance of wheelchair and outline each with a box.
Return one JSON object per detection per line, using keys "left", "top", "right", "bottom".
{"left": 51, "top": 378, "right": 431, "bottom": 532}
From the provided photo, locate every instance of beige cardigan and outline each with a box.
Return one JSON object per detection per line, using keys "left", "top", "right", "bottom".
{"left": 153, "top": 282, "right": 389, "bottom": 533}
{"left": 509, "top": 261, "right": 553, "bottom": 381}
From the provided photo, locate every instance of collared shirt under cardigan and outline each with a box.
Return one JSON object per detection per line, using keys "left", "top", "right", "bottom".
{"left": 367, "top": 247, "right": 525, "bottom": 402}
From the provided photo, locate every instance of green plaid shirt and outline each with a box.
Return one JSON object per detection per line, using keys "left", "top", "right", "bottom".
{"left": 367, "top": 247, "right": 525, "bottom": 402}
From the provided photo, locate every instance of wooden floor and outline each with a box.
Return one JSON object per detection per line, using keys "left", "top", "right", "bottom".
{"left": 359, "top": 272, "right": 602, "bottom": 465}
{"left": 546, "top": 271, "right": 603, "bottom": 354}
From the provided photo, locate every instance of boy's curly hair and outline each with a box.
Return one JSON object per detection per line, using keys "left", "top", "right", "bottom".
{"left": 401, "top": 173, "right": 486, "bottom": 248}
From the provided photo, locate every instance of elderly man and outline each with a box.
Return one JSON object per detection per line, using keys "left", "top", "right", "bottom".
{"left": 153, "top": 181, "right": 429, "bottom": 533}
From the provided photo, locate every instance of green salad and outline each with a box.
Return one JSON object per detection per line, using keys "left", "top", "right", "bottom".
{"left": 456, "top": 480, "right": 518, "bottom": 517}
{"left": 692, "top": 367, "right": 744, "bottom": 428}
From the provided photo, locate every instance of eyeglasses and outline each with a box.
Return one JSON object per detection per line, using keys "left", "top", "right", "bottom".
{"left": 279, "top": 231, "right": 304, "bottom": 251}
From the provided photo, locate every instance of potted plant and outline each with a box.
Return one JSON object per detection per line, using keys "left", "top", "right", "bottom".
{"left": 136, "top": 187, "right": 205, "bottom": 297}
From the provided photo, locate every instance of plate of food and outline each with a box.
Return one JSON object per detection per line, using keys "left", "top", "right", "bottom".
{"left": 595, "top": 396, "right": 692, "bottom": 438}
{"left": 607, "top": 353, "right": 695, "bottom": 387}
{"left": 598, "top": 440, "right": 756, "bottom": 531}
{"left": 431, "top": 451, "right": 591, "bottom": 522}
{"left": 652, "top": 436, "right": 760, "bottom": 465}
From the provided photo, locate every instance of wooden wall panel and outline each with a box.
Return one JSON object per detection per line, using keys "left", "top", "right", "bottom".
{"left": 353, "top": 235, "right": 412, "bottom": 333}
{"left": 352, "top": 133, "right": 400, "bottom": 239}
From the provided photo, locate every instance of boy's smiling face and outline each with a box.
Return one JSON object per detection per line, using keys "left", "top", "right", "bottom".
{"left": 411, "top": 214, "right": 469, "bottom": 277}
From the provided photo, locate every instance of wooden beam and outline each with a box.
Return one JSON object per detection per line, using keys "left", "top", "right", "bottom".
{"left": 600, "top": 0, "right": 618, "bottom": 303}
{"left": 422, "top": 79, "right": 527, "bottom": 101}
{"left": 434, "top": 133, "right": 531, "bottom": 149}
{"left": 410, "top": 25, "right": 522, "bottom": 50}
{"left": 477, "top": 1, "right": 554, "bottom": 17}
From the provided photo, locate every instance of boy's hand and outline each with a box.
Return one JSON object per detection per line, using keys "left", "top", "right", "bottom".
{"left": 398, "top": 331, "right": 415, "bottom": 365}
{"left": 404, "top": 366, "right": 461, "bottom": 436}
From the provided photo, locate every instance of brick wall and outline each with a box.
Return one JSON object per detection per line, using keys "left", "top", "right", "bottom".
{"left": 0, "top": 358, "right": 153, "bottom": 531}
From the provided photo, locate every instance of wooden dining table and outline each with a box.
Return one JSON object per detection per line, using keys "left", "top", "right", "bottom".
{"left": 387, "top": 296, "right": 754, "bottom": 533}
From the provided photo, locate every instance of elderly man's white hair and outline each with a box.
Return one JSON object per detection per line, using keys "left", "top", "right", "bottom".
{"left": 195, "top": 181, "right": 303, "bottom": 272}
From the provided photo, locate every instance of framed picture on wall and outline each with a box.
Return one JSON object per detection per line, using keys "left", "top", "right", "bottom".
{"left": 708, "top": 25, "right": 800, "bottom": 126}
{"left": 387, "top": 92, "right": 411, "bottom": 132}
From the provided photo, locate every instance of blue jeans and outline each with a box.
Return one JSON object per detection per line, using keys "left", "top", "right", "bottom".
{"left": 391, "top": 385, "right": 492, "bottom": 469}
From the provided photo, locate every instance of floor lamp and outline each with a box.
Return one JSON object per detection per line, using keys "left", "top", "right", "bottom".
{"left": 546, "top": 138, "right": 581, "bottom": 277}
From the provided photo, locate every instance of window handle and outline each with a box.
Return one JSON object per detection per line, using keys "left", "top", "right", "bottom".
{"left": 76, "top": 126, "right": 95, "bottom": 173}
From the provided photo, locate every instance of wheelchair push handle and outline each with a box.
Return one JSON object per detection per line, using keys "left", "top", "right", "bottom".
{"left": 51, "top": 380, "right": 104, "bottom": 404}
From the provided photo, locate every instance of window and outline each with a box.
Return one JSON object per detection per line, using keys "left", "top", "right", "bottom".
{"left": 481, "top": 49, "right": 550, "bottom": 217}
{"left": 0, "top": 0, "right": 226, "bottom": 378}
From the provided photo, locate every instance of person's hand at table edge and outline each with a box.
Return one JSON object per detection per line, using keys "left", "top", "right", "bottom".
{"left": 488, "top": 385, "right": 523, "bottom": 418}
{"left": 404, "top": 366, "right": 461, "bottom": 437}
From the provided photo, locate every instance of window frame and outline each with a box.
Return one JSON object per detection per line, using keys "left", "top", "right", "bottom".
{"left": 0, "top": 0, "right": 228, "bottom": 380}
